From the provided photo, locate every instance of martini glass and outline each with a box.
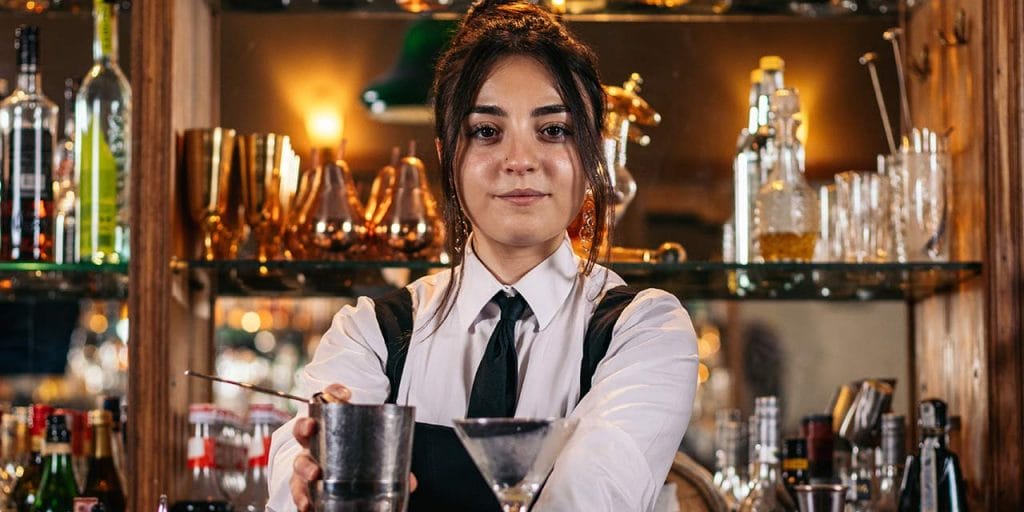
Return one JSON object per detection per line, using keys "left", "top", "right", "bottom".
{"left": 453, "top": 417, "right": 579, "bottom": 512}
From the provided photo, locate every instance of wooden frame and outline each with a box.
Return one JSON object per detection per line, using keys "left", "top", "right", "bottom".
{"left": 124, "top": 1, "right": 1024, "bottom": 509}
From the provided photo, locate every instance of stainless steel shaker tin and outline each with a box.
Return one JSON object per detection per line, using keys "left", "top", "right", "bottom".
{"left": 309, "top": 402, "right": 415, "bottom": 512}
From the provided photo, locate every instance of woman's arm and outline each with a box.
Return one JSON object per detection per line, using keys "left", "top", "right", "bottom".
{"left": 533, "top": 289, "right": 700, "bottom": 512}
{"left": 266, "top": 295, "right": 393, "bottom": 512}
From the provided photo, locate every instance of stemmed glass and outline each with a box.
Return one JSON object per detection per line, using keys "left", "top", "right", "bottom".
{"left": 453, "top": 417, "right": 579, "bottom": 512}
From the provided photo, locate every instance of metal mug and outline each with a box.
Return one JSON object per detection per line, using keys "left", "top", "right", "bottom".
{"left": 308, "top": 402, "right": 415, "bottom": 512}
{"left": 793, "top": 484, "right": 848, "bottom": 512}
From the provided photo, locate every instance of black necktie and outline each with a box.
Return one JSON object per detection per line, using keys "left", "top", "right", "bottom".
{"left": 466, "top": 292, "right": 529, "bottom": 418}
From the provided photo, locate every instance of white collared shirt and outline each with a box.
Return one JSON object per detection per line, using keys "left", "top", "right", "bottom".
{"left": 267, "top": 236, "right": 699, "bottom": 512}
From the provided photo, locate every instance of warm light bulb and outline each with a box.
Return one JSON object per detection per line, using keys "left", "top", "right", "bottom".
{"left": 306, "top": 109, "right": 343, "bottom": 149}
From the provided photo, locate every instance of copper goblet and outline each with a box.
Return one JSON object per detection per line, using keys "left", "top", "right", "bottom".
{"left": 183, "top": 127, "right": 237, "bottom": 261}
{"left": 238, "top": 133, "right": 296, "bottom": 262}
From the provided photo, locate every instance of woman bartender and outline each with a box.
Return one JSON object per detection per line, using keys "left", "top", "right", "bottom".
{"left": 267, "top": 1, "right": 699, "bottom": 510}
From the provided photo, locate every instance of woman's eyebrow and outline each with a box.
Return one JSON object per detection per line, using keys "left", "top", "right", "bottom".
{"left": 470, "top": 105, "right": 506, "bottom": 116}
{"left": 532, "top": 104, "right": 569, "bottom": 117}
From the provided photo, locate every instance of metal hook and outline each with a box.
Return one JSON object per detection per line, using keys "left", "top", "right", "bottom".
{"left": 911, "top": 44, "right": 932, "bottom": 79}
{"left": 938, "top": 8, "right": 969, "bottom": 47}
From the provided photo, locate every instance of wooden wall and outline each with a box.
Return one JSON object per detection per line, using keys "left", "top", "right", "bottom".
{"left": 907, "top": 0, "right": 1024, "bottom": 508}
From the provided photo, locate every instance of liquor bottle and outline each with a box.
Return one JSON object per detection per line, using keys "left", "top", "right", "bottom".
{"left": 33, "top": 412, "right": 78, "bottom": 512}
{"left": 231, "top": 405, "right": 274, "bottom": 512}
{"left": 897, "top": 399, "right": 968, "bottom": 512}
{"left": 848, "top": 444, "right": 876, "bottom": 511}
{"left": 53, "top": 78, "right": 77, "bottom": 264}
{"left": 82, "top": 410, "right": 125, "bottom": 512}
{"left": 170, "top": 404, "right": 231, "bottom": 512}
{"left": 75, "top": 0, "right": 132, "bottom": 264}
{"left": 780, "top": 438, "right": 808, "bottom": 503}
{"left": 12, "top": 404, "right": 52, "bottom": 512}
{"left": 0, "top": 25, "right": 59, "bottom": 262}
{"left": 730, "top": 68, "right": 764, "bottom": 265}
{"left": 739, "top": 396, "right": 795, "bottom": 512}
{"left": 876, "top": 414, "right": 905, "bottom": 512}
{"left": 800, "top": 414, "right": 834, "bottom": 483}
{"left": 100, "top": 396, "right": 125, "bottom": 490}
{"left": 755, "top": 56, "right": 785, "bottom": 181}
{"left": 712, "top": 409, "right": 749, "bottom": 507}
{"left": 753, "top": 88, "right": 819, "bottom": 262}
{"left": 69, "top": 410, "right": 90, "bottom": 494}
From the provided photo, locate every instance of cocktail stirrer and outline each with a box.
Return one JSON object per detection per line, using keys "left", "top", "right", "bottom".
{"left": 860, "top": 52, "right": 897, "bottom": 155}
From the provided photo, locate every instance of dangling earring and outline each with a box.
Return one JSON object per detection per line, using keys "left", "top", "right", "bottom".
{"left": 573, "top": 188, "right": 596, "bottom": 257}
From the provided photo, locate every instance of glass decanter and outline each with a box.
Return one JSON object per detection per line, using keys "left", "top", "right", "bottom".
{"left": 753, "top": 88, "right": 819, "bottom": 262}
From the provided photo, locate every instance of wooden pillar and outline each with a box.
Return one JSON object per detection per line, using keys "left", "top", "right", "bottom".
{"left": 129, "top": 0, "right": 217, "bottom": 509}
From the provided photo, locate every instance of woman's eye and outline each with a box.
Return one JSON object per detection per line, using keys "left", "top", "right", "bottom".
{"left": 540, "top": 125, "right": 571, "bottom": 140}
{"left": 470, "top": 125, "right": 499, "bottom": 140}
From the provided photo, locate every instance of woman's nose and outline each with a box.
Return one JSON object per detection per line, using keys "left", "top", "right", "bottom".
{"left": 503, "top": 137, "right": 537, "bottom": 175}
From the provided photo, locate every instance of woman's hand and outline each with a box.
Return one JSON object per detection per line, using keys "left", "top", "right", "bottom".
{"left": 290, "top": 384, "right": 351, "bottom": 511}
{"left": 289, "top": 384, "right": 417, "bottom": 511}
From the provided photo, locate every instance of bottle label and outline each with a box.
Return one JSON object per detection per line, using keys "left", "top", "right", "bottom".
{"left": 782, "top": 457, "right": 808, "bottom": 471}
{"left": 78, "top": 119, "right": 119, "bottom": 261}
{"left": 73, "top": 497, "right": 99, "bottom": 512}
{"left": 187, "top": 437, "right": 216, "bottom": 470}
{"left": 921, "top": 437, "right": 939, "bottom": 512}
{"left": 248, "top": 436, "right": 271, "bottom": 468}
{"left": 43, "top": 441, "right": 72, "bottom": 456}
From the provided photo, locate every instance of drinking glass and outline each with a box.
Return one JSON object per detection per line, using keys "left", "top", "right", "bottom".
{"left": 887, "top": 132, "right": 949, "bottom": 262}
{"left": 834, "top": 171, "right": 890, "bottom": 263}
{"left": 453, "top": 417, "right": 579, "bottom": 512}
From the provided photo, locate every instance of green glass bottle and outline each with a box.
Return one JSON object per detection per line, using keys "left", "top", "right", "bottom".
{"left": 33, "top": 413, "right": 77, "bottom": 512}
{"left": 81, "top": 411, "right": 125, "bottom": 512}
{"left": 75, "top": 0, "right": 131, "bottom": 264}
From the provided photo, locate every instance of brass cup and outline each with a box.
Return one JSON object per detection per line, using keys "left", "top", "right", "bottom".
{"left": 183, "top": 128, "right": 237, "bottom": 261}
{"left": 238, "top": 133, "right": 298, "bottom": 262}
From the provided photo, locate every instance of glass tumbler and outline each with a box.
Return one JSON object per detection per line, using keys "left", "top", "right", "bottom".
{"left": 834, "top": 171, "right": 890, "bottom": 263}
{"left": 888, "top": 139, "right": 950, "bottom": 262}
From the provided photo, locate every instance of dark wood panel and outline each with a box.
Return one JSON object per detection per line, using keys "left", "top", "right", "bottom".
{"left": 129, "top": 0, "right": 217, "bottom": 509}
{"left": 983, "top": 0, "right": 1024, "bottom": 508}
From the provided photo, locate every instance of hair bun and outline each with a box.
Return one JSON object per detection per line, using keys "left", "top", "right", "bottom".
{"left": 465, "top": 0, "right": 522, "bottom": 18}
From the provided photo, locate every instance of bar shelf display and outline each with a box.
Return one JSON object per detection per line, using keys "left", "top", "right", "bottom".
{"left": 0, "top": 262, "right": 129, "bottom": 300}
{"left": 184, "top": 260, "right": 981, "bottom": 301}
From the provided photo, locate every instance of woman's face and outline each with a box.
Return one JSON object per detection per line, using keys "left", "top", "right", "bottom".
{"left": 458, "top": 55, "right": 587, "bottom": 253}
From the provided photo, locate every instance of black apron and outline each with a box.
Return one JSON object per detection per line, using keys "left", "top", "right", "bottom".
{"left": 373, "top": 285, "right": 641, "bottom": 512}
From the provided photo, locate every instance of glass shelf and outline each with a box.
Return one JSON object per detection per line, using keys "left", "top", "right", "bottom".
{"left": 187, "top": 260, "right": 981, "bottom": 301}
{"left": 214, "top": 0, "right": 896, "bottom": 22}
{"left": 0, "top": 262, "right": 129, "bottom": 300}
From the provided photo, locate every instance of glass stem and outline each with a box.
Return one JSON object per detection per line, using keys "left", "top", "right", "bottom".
{"left": 501, "top": 502, "right": 529, "bottom": 512}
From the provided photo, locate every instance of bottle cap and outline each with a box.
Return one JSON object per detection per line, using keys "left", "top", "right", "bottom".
{"left": 45, "top": 413, "right": 70, "bottom": 443}
{"left": 759, "top": 55, "right": 785, "bottom": 72}
{"left": 918, "top": 399, "right": 948, "bottom": 430}
{"left": 14, "top": 25, "right": 38, "bottom": 68}
{"left": 750, "top": 69, "right": 764, "bottom": 85}
{"left": 88, "top": 410, "right": 113, "bottom": 426}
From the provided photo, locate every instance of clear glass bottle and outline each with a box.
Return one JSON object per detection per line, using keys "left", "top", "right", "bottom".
{"left": 33, "top": 412, "right": 78, "bottom": 512}
{"left": 12, "top": 404, "right": 52, "bottom": 512}
{"left": 731, "top": 68, "right": 764, "bottom": 264}
{"left": 53, "top": 78, "right": 77, "bottom": 264}
{"left": 713, "top": 409, "right": 749, "bottom": 507}
{"left": 897, "top": 399, "right": 968, "bottom": 512}
{"left": 753, "top": 88, "right": 819, "bottom": 262}
{"left": 848, "top": 445, "right": 876, "bottom": 511}
{"left": 0, "top": 25, "right": 59, "bottom": 262}
{"left": 75, "top": 0, "right": 131, "bottom": 264}
{"left": 740, "top": 396, "right": 795, "bottom": 512}
{"left": 876, "top": 414, "right": 905, "bottom": 512}
{"left": 232, "top": 405, "right": 275, "bottom": 512}
{"left": 171, "top": 404, "right": 231, "bottom": 512}
{"left": 82, "top": 410, "right": 126, "bottom": 512}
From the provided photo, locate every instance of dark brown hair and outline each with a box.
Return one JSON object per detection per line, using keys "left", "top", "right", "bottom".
{"left": 429, "top": 0, "right": 611, "bottom": 325}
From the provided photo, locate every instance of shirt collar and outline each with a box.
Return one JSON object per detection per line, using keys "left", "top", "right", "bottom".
{"left": 454, "top": 234, "right": 580, "bottom": 332}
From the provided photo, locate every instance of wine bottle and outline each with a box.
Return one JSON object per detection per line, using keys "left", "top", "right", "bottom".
{"left": 82, "top": 410, "right": 125, "bottom": 512}
{"left": 33, "top": 412, "right": 78, "bottom": 512}
{"left": 75, "top": 0, "right": 131, "bottom": 264}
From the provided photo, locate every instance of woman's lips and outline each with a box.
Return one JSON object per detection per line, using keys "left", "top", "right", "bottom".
{"left": 496, "top": 189, "right": 549, "bottom": 206}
